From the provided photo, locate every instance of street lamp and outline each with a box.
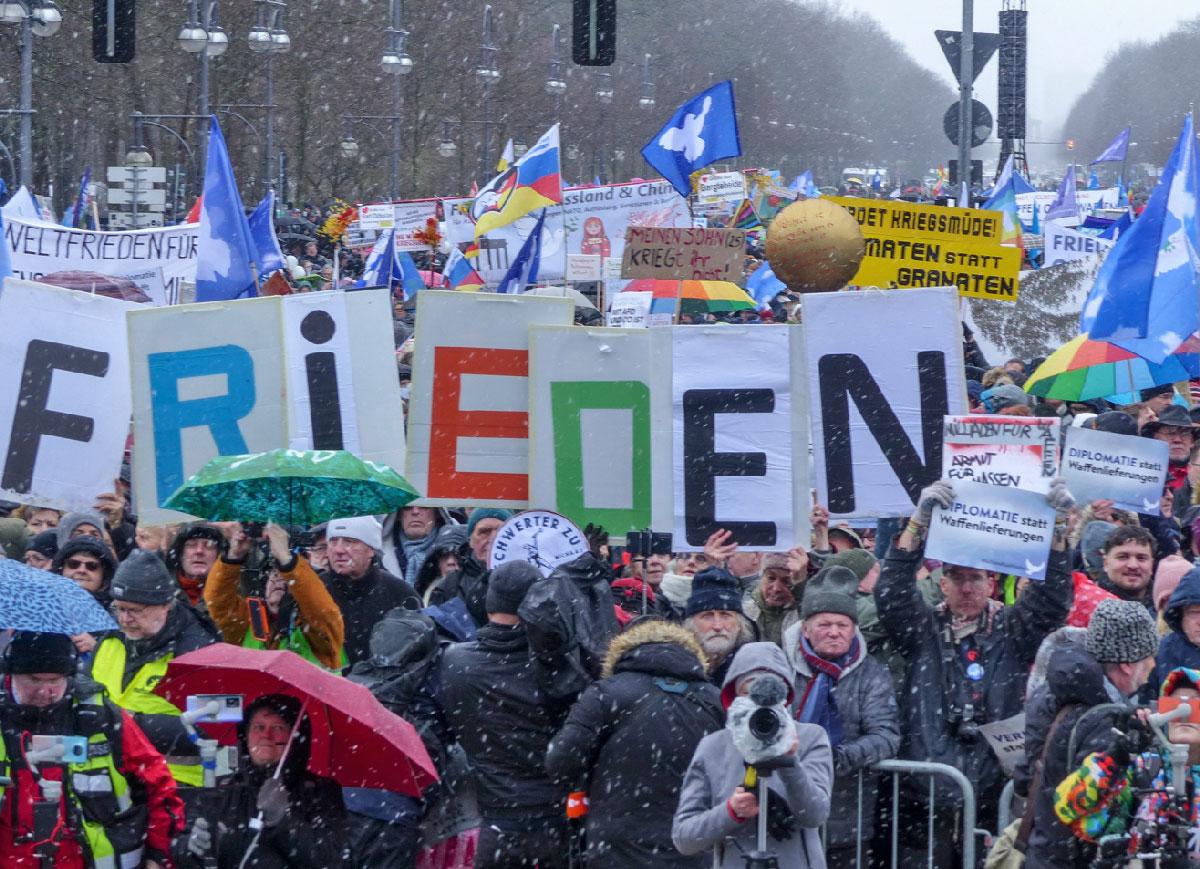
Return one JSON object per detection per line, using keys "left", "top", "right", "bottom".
{"left": 475, "top": 4, "right": 500, "bottom": 180}
{"left": 0, "top": 0, "right": 60, "bottom": 188}
{"left": 380, "top": 0, "right": 413, "bottom": 199}
{"left": 248, "top": 0, "right": 289, "bottom": 195}
{"left": 340, "top": 137, "right": 360, "bottom": 160}
{"left": 438, "top": 122, "right": 457, "bottom": 159}
{"left": 179, "top": 0, "right": 226, "bottom": 168}
{"left": 638, "top": 53, "right": 655, "bottom": 109}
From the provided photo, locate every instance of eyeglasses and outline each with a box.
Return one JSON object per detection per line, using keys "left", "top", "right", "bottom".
{"left": 183, "top": 538, "right": 220, "bottom": 550}
{"left": 65, "top": 558, "right": 101, "bottom": 571}
{"left": 111, "top": 603, "right": 152, "bottom": 619}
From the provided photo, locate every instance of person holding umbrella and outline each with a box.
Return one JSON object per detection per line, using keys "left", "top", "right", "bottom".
{"left": 176, "top": 694, "right": 346, "bottom": 868}
{"left": 204, "top": 522, "right": 346, "bottom": 671}
{"left": 0, "top": 631, "right": 184, "bottom": 868}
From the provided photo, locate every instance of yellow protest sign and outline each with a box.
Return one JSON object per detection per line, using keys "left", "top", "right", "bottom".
{"left": 826, "top": 197, "right": 1021, "bottom": 301}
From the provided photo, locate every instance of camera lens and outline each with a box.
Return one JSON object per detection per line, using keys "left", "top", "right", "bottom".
{"left": 748, "top": 707, "right": 783, "bottom": 743}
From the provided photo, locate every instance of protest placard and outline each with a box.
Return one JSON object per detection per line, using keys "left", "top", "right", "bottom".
{"left": 828, "top": 196, "right": 1021, "bottom": 301}
{"left": 941, "top": 415, "right": 1059, "bottom": 494}
{"left": 407, "top": 291, "right": 574, "bottom": 508}
{"left": 566, "top": 254, "right": 602, "bottom": 282}
{"left": 696, "top": 171, "right": 746, "bottom": 205}
{"left": 393, "top": 200, "right": 439, "bottom": 251}
{"left": 979, "top": 713, "right": 1026, "bottom": 775}
{"left": 528, "top": 326, "right": 673, "bottom": 538}
{"left": 0, "top": 280, "right": 134, "bottom": 512}
{"left": 805, "top": 288, "right": 968, "bottom": 521}
{"left": 357, "top": 203, "right": 395, "bottom": 232}
{"left": 671, "top": 325, "right": 809, "bottom": 550}
{"left": 620, "top": 226, "right": 746, "bottom": 281}
{"left": 128, "top": 289, "right": 404, "bottom": 523}
{"left": 606, "top": 291, "right": 652, "bottom": 328}
{"left": 1043, "top": 222, "right": 1114, "bottom": 267}
{"left": 1062, "top": 426, "right": 1169, "bottom": 514}
{"left": 488, "top": 510, "right": 590, "bottom": 576}
{"left": 926, "top": 481, "right": 1056, "bottom": 579}
{"left": 4, "top": 217, "right": 199, "bottom": 306}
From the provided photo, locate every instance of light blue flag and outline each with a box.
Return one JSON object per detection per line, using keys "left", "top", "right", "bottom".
{"left": 497, "top": 209, "right": 546, "bottom": 294}
{"left": 641, "top": 81, "right": 741, "bottom": 199}
{"left": 1046, "top": 165, "right": 1078, "bottom": 221}
{"left": 396, "top": 249, "right": 425, "bottom": 300}
{"left": 1090, "top": 127, "right": 1131, "bottom": 165}
{"left": 248, "top": 191, "right": 285, "bottom": 280}
{"left": 63, "top": 166, "right": 91, "bottom": 229}
{"left": 1087, "top": 170, "right": 1100, "bottom": 191}
{"left": 0, "top": 206, "right": 11, "bottom": 285}
{"left": 746, "top": 261, "right": 786, "bottom": 311}
{"left": 195, "top": 116, "right": 257, "bottom": 302}
{"left": 1081, "top": 115, "right": 1200, "bottom": 362}
{"left": 1012, "top": 172, "right": 1035, "bottom": 195}
{"left": 359, "top": 228, "right": 397, "bottom": 288}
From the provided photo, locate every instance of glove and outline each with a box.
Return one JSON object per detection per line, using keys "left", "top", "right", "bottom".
{"left": 186, "top": 817, "right": 212, "bottom": 858}
{"left": 1046, "top": 477, "right": 1076, "bottom": 515}
{"left": 1109, "top": 712, "right": 1154, "bottom": 767}
{"left": 912, "top": 480, "right": 955, "bottom": 527}
{"left": 256, "top": 778, "right": 290, "bottom": 828}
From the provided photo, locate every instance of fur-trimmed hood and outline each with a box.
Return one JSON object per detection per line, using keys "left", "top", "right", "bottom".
{"left": 602, "top": 619, "right": 708, "bottom": 679}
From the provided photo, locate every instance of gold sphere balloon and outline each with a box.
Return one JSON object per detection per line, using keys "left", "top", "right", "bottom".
{"left": 765, "top": 199, "right": 866, "bottom": 292}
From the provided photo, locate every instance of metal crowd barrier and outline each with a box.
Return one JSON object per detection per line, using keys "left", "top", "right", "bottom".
{"left": 823, "top": 759, "right": 980, "bottom": 869}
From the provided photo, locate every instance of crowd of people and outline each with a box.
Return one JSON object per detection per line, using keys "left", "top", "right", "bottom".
{"left": 6, "top": 342, "right": 1200, "bottom": 868}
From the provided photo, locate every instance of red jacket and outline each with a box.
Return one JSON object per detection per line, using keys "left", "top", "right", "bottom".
{"left": 0, "top": 703, "right": 184, "bottom": 867}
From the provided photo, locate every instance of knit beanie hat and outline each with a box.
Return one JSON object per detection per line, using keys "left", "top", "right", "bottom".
{"left": 326, "top": 516, "right": 383, "bottom": 552}
{"left": 466, "top": 508, "right": 513, "bottom": 538}
{"left": 55, "top": 510, "right": 107, "bottom": 549}
{"left": 760, "top": 553, "right": 791, "bottom": 573}
{"left": 685, "top": 567, "right": 743, "bottom": 618}
{"left": 52, "top": 537, "right": 118, "bottom": 580}
{"left": 827, "top": 527, "right": 864, "bottom": 549}
{"left": 1080, "top": 521, "right": 1118, "bottom": 577}
{"left": 824, "top": 548, "right": 878, "bottom": 582}
{"left": 485, "top": 560, "right": 542, "bottom": 615}
{"left": 7, "top": 631, "right": 76, "bottom": 676}
{"left": 26, "top": 529, "right": 59, "bottom": 560}
{"left": 1085, "top": 598, "right": 1159, "bottom": 664}
{"left": 0, "top": 518, "right": 30, "bottom": 560}
{"left": 110, "top": 549, "right": 176, "bottom": 605}
{"left": 800, "top": 565, "right": 860, "bottom": 622}
{"left": 1154, "top": 555, "right": 1194, "bottom": 613}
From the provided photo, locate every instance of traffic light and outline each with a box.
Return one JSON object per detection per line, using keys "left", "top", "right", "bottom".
{"left": 1065, "top": 138, "right": 1076, "bottom": 150}
{"left": 572, "top": 0, "right": 616, "bottom": 66}
{"left": 93, "top": 0, "right": 135, "bottom": 64}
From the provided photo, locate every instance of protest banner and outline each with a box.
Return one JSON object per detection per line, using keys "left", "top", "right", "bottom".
{"left": 357, "top": 203, "right": 395, "bottom": 232}
{"left": 1016, "top": 188, "right": 1120, "bottom": 226}
{"left": 804, "top": 287, "right": 968, "bottom": 521}
{"left": 4, "top": 216, "right": 199, "bottom": 305}
{"left": 941, "top": 415, "right": 1059, "bottom": 494}
{"left": 1062, "top": 426, "right": 1169, "bottom": 514}
{"left": 528, "top": 326, "right": 672, "bottom": 539}
{"left": 620, "top": 226, "right": 746, "bottom": 281}
{"left": 828, "top": 198, "right": 1020, "bottom": 301}
{"left": 926, "top": 480, "right": 1056, "bottom": 580}
{"left": 128, "top": 289, "right": 404, "bottom": 523}
{"left": 393, "top": 200, "right": 439, "bottom": 251}
{"left": 1043, "top": 221, "right": 1114, "bottom": 267}
{"left": 443, "top": 197, "right": 566, "bottom": 286}
{"left": 407, "top": 291, "right": 574, "bottom": 508}
{"left": 566, "top": 254, "right": 602, "bottom": 281}
{"left": 0, "top": 280, "right": 134, "bottom": 512}
{"left": 606, "top": 291, "right": 652, "bottom": 328}
{"left": 488, "top": 510, "right": 590, "bottom": 576}
{"left": 696, "top": 171, "right": 747, "bottom": 205}
{"left": 671, "top": 325, "right": 810, "bottom": 550}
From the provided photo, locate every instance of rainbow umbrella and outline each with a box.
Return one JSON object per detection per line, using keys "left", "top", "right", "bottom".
{"left": 1025, "top": 334, "right": 1200, "bottom": 401}
{"left": 622, "top": 279, "right": 756, "bottom": 317}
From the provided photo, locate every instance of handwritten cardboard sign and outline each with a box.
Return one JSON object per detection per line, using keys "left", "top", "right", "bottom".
{"left": 620, "top": 226, "right": 746, "bottom": 281}
{"left": 941, "top": 415, "right": 1059, "bottom": 494}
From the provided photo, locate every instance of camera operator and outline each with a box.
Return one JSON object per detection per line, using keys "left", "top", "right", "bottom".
{"left": 672, "top": 641, "right": 833, "bottom": 868}
{"left": 876, "top": 478, "right": 1074, "bottom": 867}
{"left": 205, "top": 522, "right": 346, "bottom": 671}
{"left": 1051, "top": 666, "right": 1200, "bottom": 868}
{"left": 1021, "top": 598, "right": 1161, "bottom": 868}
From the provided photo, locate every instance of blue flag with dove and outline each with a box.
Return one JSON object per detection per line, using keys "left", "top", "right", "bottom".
{"left": 195, "top": 116, "right": 258, "bottom": 302}
{"left": 641, "top": 81, "right": 741, "bottom": 199}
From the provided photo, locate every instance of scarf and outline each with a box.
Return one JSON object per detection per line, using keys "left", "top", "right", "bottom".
{"left": 176, "top": 572, "right": 203, "bottom": 607}
{"left": 400, "top": 532, "right": 437, "bottom": 586}
{"left": 796, "top": 635, "right": 859, "bottom": 747}
{"left": 938, "top": 598, "right": 1004, "bottom": 642}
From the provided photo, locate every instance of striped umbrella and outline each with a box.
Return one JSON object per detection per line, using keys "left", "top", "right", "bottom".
{"left": 621, "top": 279, "right": 757, "bottom": 317}
{"left": 1025, "top": 334, "right": 1200, "bottom": 401}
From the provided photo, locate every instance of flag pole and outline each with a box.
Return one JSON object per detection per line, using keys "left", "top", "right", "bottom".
{"left": 250, "top": 260, "right": 261, "bottom": 295}
{"left": 1119, "top": 125, "right": 1132, "bottom": 209}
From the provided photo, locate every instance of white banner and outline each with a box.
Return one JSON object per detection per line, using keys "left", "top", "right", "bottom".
{"left": 406, "top": 291, "right": 574, "bottom": 508}
{"left": 606, "top": 291, "right": 652, "bottom": 328}
{"left": 1043, "top": 222, "right": 1115, "bottom": 267}
{"left": 804, "top": 287, "right": 968, "bottom": 521}
{"left": 393, "top": 200, "right": 439, "bottom": 251}
{"left": 671, "top": 325, "right": 809, "bottom": 550}
{"left": 0, "top": 279, "right": 134, "bottom": 511}
{"left": 1015, "top": 188, "right": 1120, "bottom": 226}
{"left": 4, "top": 217, "right": 199, "bottom": 306}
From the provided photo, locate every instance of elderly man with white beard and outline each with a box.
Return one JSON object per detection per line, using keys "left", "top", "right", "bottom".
{"left": 683, "top": 567, "right": 757, "bottom": 686}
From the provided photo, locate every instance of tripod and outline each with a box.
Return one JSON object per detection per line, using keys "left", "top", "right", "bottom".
{"left": 741, "top": 766, "right": 778, "bottom": 869}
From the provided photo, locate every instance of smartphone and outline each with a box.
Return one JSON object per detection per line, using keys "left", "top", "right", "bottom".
{"left": 626, "top": 530, "right": 673, "bottom": 559}
{"left": 1157, "top": 696, "right": 1200, "bottom": 723}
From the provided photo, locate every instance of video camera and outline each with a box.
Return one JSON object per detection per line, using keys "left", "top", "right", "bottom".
{"left": 727, "top": 673, "right": 796, "bottom": 770}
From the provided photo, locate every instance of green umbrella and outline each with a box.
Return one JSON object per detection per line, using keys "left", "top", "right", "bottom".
{"left": 164, "top": 449, "right": 421, "bottom": 525}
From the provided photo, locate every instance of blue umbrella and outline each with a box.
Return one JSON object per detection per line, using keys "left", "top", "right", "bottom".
{"left": 0, "top": 561, "right": 117, "bottom": 635}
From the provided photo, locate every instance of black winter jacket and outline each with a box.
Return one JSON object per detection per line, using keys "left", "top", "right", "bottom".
{"left": 427, "top": 548, "right": 489, "bottom": 627}
{"left": 321, "top": 564, "right": 420, "bottom": 665}
{"left": 875, "top": 543, "right": 1070, "bottom": 810}
{"left": 1020, "top": 642, "right": 1128, "bottom": 869}
{"left": 545, "top": 621, "right": 723, "bottom": 867}
{"left": 439, "top": 622, "right": 570, "bottom": 820}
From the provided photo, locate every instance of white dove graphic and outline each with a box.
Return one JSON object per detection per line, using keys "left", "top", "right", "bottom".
{"left": 658, "top": 96, "right": 713, "bottom": 162}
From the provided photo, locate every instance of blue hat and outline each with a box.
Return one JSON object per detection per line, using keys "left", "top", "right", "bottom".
{"left": 685, "top": 567, "right": 743, "bottom": 618}
{"left": 466, "top": 508, "right": 513, "bottom": 538}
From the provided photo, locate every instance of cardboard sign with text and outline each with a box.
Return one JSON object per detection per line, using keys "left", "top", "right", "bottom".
{"left": 941, "top": 415, "right": 1059, "bottom": 494}
{"left": 926, "top": 481, "right": 1055, "bottom": 580}
{"left": 1062, "top": 426, "right": 1169, "bottom": 515}
{"left": 620, "top": 226, "right": 746, "bottom": 281}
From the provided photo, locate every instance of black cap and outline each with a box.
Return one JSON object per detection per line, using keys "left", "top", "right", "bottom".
{"left": 26, "top": 530, "right": 58, "bottom": 559}
{"left": 485, "top": 561, "right": 542, "bottom": 616}
{"left": 7, "top": 632, "right": 77, "bottom": 676}
{"left": 1091, "top": 411, "right": 1138, "bottom": 437}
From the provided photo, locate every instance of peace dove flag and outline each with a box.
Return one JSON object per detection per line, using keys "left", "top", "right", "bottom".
{"left": 641, "top": 81, "right": 741, "bottom": 198}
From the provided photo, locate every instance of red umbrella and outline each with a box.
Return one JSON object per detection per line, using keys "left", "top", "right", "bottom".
{"left": 155, "top": 644, "right": 437, "bottom": 795}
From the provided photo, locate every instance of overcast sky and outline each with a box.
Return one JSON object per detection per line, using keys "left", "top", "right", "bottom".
{"left": 836, "top": 0, "right": 1196, "bottom": 148}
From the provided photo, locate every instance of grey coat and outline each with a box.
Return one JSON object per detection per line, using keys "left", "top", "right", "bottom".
{"left": 672, "top": 642, "right": 833, "bottom": 869}
{"left": 782, "top": 624, "right": 900, "bottom": 848}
